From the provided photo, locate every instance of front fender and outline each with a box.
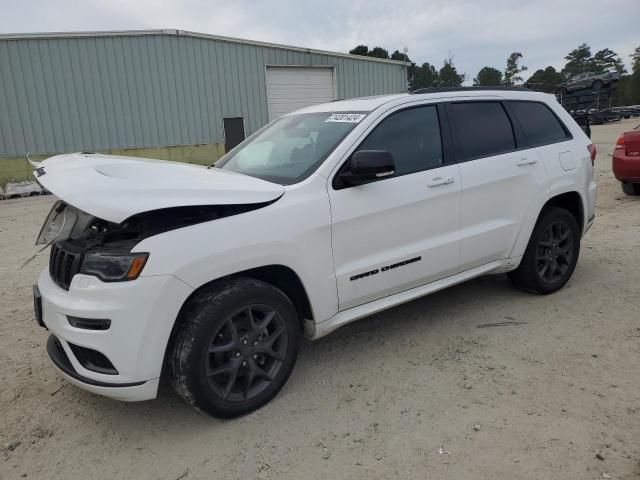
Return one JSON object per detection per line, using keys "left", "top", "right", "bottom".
{"left": 134, "top": 177, "right": 338, "bottom": 323}
{"left": 173, "top": 241, "right": 337, "bottom": 322}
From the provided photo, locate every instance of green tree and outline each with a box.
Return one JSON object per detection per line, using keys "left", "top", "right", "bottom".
{"left": 411, "top": 62, "right": 439, "bottom": 89}
{"left": 349, "top": 45, "right": 369, "bottom": 56}
{"left": 617, "top": 46, "right": 640, "bottom": 105}
{"left": 473, "top": 66, "right": 502, "bottom": 86}
{"left": 525, "top": 66, "right": 565, "bottom": 93}
{"left": 631, "top": 46, "right": 640, "bottom": 103}
{"left": 438, "top": 59, "right": 465, "bottom": 87}
{"left": 368, "top": 47, "right": 389, "bottom": 59}
{"left": 562, "top": 43, "right": 592, "bottom": 78}
{"left": 632, "top": 46, "right": 640, "bottom": 71}
{"left": 390, "top": 50, "right": 410, "bottom": 62}
{"left": 504, "top": 52, "right": 527, "bottom": 86}
{"left": 592, "top": 48, "right": 626, "bottom": 74}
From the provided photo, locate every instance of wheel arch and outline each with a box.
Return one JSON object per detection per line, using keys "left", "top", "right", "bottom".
{"left": 540, "top": 191, "right": 584, "bottom": 233}
{"left": 510, "top": 189, "right": 585, "bottom": 261}
{"left": 162, "top": 265, "right": 314, "bottom": 371}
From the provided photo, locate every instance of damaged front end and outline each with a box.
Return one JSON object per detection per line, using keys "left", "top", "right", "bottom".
{"left": 40, "top": 200, "right": 274, "bottom": 290}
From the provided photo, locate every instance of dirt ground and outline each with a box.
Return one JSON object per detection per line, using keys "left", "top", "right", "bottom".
{"left": 1, "top": 119, "right": 639, "bottom": 480}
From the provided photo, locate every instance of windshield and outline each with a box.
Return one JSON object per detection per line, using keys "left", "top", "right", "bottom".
{"left": 214, "top": 112, "right": 367, "bottom": 185}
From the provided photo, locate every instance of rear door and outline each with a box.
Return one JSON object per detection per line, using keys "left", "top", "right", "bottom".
{"left": 329, "top": 104, "right": 461, "bottom": 310}
{"left": 506, "top": 100, "right": 574, "bottom": 174}
{"left": 449, "top": 101, "right": 547, "bottom": 271}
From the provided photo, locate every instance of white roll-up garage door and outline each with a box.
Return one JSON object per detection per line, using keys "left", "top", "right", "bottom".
{"left": 266, "top": 66, "right": 335, "bottom": 121}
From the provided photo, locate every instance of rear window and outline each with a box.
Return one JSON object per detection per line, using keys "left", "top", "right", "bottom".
{"left": 449, "top": 102, "right": 516, "bottom": 161}
{"left": 507, "top": 101, "right": 570, "bottom": 146}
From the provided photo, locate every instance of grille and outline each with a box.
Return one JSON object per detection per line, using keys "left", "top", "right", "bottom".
{"left": 49, "top": 242, "right": 82, "bottom": 290}
{"left": 68, "top": 343, "right": 118, "bottom": 375}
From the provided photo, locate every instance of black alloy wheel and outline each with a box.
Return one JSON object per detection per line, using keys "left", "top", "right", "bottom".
{"left": 508, "top": 207, "right": 580, "bottom": 294}
{"left": 170, "top": 278, "right": 300, "bottom": 418}
{"left": 205, "top": 304, "right": 288, "bottom": 402}
{"left": 535, "top": 221, "right": 575, "bottom": 284}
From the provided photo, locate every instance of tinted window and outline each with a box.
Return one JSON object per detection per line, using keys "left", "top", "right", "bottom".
{"left": 450, "top": 102, "right": 515, "bottom": 161}
{"left": 508, "top": 101, "right": 570, "bottom": 146}
{"left": 356, "top": 106, "right": 443, "bottom": 176}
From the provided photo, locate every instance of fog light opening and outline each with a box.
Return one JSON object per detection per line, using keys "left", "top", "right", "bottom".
{"left": 67, "top": 316, "right": 111, "bottom": 331}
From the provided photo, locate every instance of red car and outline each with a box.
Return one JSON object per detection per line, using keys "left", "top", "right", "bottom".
{"left": 613, "top": 125, "right": 640, "bottom": 195}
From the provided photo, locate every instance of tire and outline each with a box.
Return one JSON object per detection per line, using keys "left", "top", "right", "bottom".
{"left": 621, "top": 182, "right": 640, "bottom": 195}
{"left": 508, "top": 207, "right": 580, "bottom": 294}
{"left": 169, "top": 278, "right": 301, "bottom": 418}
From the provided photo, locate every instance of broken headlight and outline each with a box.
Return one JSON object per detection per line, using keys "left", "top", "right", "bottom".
{"left": 36, "top": 201, "right": 79, "bottom": 245}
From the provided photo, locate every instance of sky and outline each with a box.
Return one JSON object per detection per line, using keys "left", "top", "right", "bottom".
{"left": 1, "top": 0, "right": 638, "bottom": 84}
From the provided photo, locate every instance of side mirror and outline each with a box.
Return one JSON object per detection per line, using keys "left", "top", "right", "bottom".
{"left": 341, "top": 150, "right": 395, "bottom": 186}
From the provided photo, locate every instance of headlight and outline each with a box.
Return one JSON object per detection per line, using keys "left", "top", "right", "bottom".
{"left": 36, "top": 201, "right": 79, "bottom": 245}
{"left": 79, "top": 251, "right": 148, "bottom": 282}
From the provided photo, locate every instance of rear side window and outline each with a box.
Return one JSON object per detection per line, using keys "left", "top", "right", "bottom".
{"left": 356, "top": 106, "right": 443, "bottom": 176}
{"left": 449, "top": 102, "right": 515, "bottom": 161}
{"left": 507, "top": 101, "right": 570, "bottom": 146}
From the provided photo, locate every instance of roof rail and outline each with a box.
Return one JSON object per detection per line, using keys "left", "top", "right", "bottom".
{"left": 411, "top": 86, "right": 530, "bottom": 94}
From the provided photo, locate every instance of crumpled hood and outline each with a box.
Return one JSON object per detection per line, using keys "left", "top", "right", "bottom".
{"left": 33, "top": 153, "right": 285, "bottom": 223}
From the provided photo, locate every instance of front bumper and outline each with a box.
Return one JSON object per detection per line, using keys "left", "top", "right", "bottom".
{"left": 38, "top": 269, "right": 193, "bottom": 401}
{"left": 46, "top": 335, "right": 160, "bottom": 401}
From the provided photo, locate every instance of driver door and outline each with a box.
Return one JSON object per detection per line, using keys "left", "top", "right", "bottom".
{"left": 329, "top": 104, "right": 461, "bottom": 310}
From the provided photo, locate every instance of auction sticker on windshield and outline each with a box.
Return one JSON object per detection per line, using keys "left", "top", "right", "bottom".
{"left": 325, "top": 113, "right": 366, "bottom": 123}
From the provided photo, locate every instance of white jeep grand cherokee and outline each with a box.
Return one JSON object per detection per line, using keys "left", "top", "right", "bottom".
{"left": 32, "top": 88, "right": 597, "bottom": 417}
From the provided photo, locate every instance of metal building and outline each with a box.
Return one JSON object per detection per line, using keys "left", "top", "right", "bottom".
{"left": 0, "top": 29, "right": 407, "bottom": 185}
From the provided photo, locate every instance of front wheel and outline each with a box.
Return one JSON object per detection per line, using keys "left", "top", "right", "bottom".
{"left": 621, "top": 182, "right": 640, "bottom": 195}
{"left": 508, "top": 207, "right": 580, "bottom": 294}
{"left": 169, "top": 278, "right": 301, "bottom": 418}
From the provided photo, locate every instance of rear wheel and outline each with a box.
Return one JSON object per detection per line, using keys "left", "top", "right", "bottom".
{"left": 621, "top": 182, "right": 640, "bottom": 195}
{"left": 170, "top": 278, "right": 300, "bottom": 418}
{"left": 508, "top": 207, "right": 580, "bottom": 294}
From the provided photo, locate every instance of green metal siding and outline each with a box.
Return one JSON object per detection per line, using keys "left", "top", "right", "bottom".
{"left": 0, "top": 33, "right": 406, "bottom": 156}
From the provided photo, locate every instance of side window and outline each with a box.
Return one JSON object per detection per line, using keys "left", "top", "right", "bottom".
{"left": 449, "top": 102, "right": 516, "bottom": 161}
{"left": 356, "top": 106, "right": 443, "bottom": 176}
{"left": 507, "top": 101, "right": 570, "bottom": 146}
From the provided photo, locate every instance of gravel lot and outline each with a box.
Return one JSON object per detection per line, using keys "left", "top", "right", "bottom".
{"left": 1, "top": 119, "right": 639, "bottom": 480}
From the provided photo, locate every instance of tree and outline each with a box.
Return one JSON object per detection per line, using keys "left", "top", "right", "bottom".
{"left": 632, "top": 46, "right": 640, "bottom": 72}
{"left": 368, "top": 47, "right": 389, "bottom": 59}
{"left": 525, "top": 66, "right": 565, "bottom": 93}
{"left": 592, "top": 48, "right": 626, "bottom": 74}
{"left": 630, "top": 46, "right": 640, "bottom": 103}
{"left": 473, "top": 67, "right": 502, "bottom": 86}
{"left": 438, "top": 58, "right": 465, "bottom": 87}
{"left": 617, "top": 46, "right": 640, "bottom": 105}
{"left": 504, "top": 52, "right": 527, "bottom": 86}
{"left": 562, "top": 43, "right": 592, "bottom": 78}
{"left": 390, "top": 50, "right": 410, "bottom": 62}
{"left": 411, "top": 62, "right": 439, "bottom": 89}
{"left": 349, "top": 45, "right": 369, "bottom": 56}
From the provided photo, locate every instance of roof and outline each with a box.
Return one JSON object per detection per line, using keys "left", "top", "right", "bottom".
{"left": 0, "top": 29, "right": 408, "bottom": 66}
{"left": 292, "top": 88, "right": 550, "bottom": 115}
{"left": 411, "top": 86, "right": 531, "bottom": 94}
{"left": 292, "top": 94, "right": 410, "bottom": 114}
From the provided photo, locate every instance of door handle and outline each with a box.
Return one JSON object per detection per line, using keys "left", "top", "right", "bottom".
{"left": 517, "top": 157, "right": 537, "bottom": 166}
{"left": 427, "top": 176, "right": 455, "bottom": 187}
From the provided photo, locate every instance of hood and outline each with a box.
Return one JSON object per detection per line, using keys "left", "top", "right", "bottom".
{"left": 33, "top": 153, "right": 285, "bottom": 223}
